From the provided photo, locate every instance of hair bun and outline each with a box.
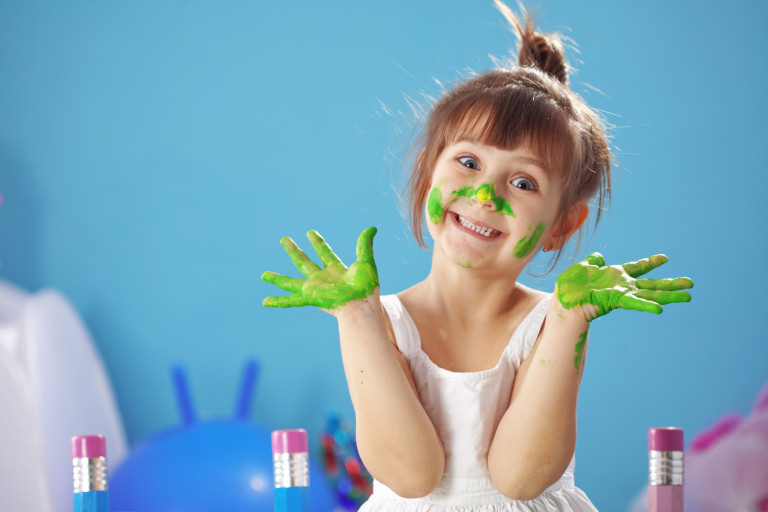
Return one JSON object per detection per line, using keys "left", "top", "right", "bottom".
{"left": 493, "top": 0, "right": 569, "bottom": 86}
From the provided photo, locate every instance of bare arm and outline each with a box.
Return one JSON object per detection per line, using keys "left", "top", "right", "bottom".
{"left": 337, "top": 295, "right": 445, "bottom": 497}
{"left": 487, "top": 298, "right": 588, "bottom": 500}
{"left": 488, "top": 252, "right": 693, "bottom": 499}
{"left": 261, "top": 227, "right": 444, "bottom": 497}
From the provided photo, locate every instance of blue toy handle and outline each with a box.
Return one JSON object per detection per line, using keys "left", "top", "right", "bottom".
{"left": 235, "top": 359, "right": 260, "bottom": 420}
{"left": 171, "top": 364, "right": 196, "bottom": 425}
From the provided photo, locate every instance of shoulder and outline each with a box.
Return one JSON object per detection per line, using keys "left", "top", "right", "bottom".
{"left": 513, "top": 283, "right": 551, "bottom": 313}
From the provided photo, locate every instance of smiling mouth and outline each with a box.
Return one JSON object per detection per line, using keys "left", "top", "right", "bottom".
{"left": 452, "top": 213, "right": 503, "bottom": 239}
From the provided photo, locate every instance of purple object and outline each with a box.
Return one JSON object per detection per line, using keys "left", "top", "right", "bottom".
{"left": 272, "top": 429, "right": 308, "bottom": 455}
{"left": 649, "top": 427, "right": 683, "bottom": 451}
{"left": 71, "top": 435, "right": 107, "bottom": 459}
{"left": 648, "top": 427, "right": 684, "bottom": 512}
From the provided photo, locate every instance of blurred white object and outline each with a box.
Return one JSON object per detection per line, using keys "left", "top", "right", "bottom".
{"left": 0, "top": 279, "right": 127, "bottom": 512}
{"left": 628, "top": 383, "right": 768, "bottom": 512}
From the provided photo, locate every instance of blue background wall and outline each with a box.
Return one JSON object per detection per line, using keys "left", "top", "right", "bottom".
{"left": 1, "top": 1, "right": 766, "bottom": 509}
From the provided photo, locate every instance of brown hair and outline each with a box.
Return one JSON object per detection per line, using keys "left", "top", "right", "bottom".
{"left": 407, "top": 1, "right": 612, "bottom": 266}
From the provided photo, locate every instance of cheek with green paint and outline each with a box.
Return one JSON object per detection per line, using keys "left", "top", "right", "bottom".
{"left": 514, "top": 222, "right": 547, "bottom": 258}
{"left": 427, "top": 187, "right": 445, "bottom": 225}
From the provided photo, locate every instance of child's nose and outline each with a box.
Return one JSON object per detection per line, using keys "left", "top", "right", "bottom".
{"left": 474, "top": 182, "right": 497, "bottom": 204}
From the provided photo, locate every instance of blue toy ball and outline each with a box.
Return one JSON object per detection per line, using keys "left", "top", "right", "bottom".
{"left": 110, "top": 360, "right": 336, "bottom": 512}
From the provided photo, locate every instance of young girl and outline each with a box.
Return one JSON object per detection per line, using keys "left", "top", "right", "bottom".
{"left": 262, "top": 3, "right": 693, "bottom": 510}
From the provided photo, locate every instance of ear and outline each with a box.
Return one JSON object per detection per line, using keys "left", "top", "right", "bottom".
{"left": 546, "top": 200, "right": 589, "bottom": 251}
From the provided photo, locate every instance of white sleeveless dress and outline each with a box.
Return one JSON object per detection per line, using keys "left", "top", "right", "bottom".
{"left": 359, "top": 294, "right": 598, "bottom": 512}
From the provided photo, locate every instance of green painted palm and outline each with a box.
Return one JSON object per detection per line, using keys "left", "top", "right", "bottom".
{"left": 262, "top": 227, "right": 379, "bottom": 310}
{"left": 556, "top": 253, "right": 693, "bottom": 319}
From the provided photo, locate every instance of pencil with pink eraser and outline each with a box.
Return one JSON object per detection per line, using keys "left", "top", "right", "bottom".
{"left": 71, "top": 435, "right": 110, "bottom": 512}
{"left": 272, "top": 429, "right": 311, "bottom": 512}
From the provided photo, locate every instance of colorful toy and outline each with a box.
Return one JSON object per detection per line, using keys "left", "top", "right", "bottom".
{"left": 110, "top": 360, "right": 336, "bottom": 512}
{"left": 320, "top": 410, "right": 372, "bottom": 511}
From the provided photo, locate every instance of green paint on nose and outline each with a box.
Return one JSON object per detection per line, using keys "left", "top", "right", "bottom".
{"left": 450, "top": 182, "right": 515, "bottom": 217}
{"left": 514, "top": 222, "right": 547, "bottom": 258}
{"left": 476, "top": 183, "right": 495, "bottom": 202}
{"left": 427, "top": 187, "right": 445, "bottom": 225}
{"left": 458, "top": 260, "right": 472, "bottom": 269}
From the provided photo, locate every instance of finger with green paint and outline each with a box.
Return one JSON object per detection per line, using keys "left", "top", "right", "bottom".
{"left": 262, "top": 227, "right": 380, "bottom": 310}
{"left": 555, "top": 252, "right": 693, "bottom": 320}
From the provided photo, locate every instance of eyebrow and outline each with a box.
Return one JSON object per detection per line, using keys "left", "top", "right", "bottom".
{"left": 454, "top": 137, "right": 549, "bottom": 173}
{"left": 516, "top": 155, "right": 548, "bottom": 171}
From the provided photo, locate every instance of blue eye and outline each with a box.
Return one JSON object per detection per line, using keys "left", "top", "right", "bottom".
{"left": 511, "top": 177, "right": 536, "bottom": 191}
{"left": 458, "top": 155, "right": 480, "bottom": 170}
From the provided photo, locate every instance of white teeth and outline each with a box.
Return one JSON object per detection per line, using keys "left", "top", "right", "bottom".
{"left": 458, "top": 215, "right": 497, "bottom": 237}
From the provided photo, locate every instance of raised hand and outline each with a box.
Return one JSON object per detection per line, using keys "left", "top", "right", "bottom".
{"left": 261, "top": 227, "right": 379, "bottom": 310}
{"left": 555, "top": 253, "right": 693, "bottom": 320}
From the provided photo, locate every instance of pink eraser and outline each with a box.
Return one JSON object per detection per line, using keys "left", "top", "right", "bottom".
{"left": 649, "top": 427, "right": 684, "bottom": 451}
{"left": 272, "top": 429, "right": 308, "bottom": 454}
{"left": 70, "top": 435, "right": 106, "bottom": 459}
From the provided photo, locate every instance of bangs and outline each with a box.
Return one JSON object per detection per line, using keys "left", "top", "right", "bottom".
{"left": 434, "top": 88, "right": 577, "bottom": 179}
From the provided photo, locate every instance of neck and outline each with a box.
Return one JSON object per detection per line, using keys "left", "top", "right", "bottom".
{"left": 416, "top": 251, "right": 527, "bottom": 322}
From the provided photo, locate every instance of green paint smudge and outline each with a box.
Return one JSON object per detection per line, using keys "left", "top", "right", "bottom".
{"left": 427, "top": 187, "right": 445, "bottom": 225}
{"left": 574, "top": 330, "right": 587, "bottom": 370}
{"left": 475, "top": 183, "right": 495, "bottom": 202}
{"left": 491, "top": 195, "right": 515, "bottom": 217}
{"left": 458, "top": 261, "right": 472, "bottom": 269}
{"left": 555, "top": 252, "right": 694, "bottom": 320}
{"left": 450, "top": 182, "right": 514, "bottom": 217}
{"left": 452, "top": 185, "right": 474, "bottom": 200}
{"left": 262, "top": 227, "right": 379, "bottom": 310}
{"left": 514, "top": 222, "right": 547, "bottom": 258}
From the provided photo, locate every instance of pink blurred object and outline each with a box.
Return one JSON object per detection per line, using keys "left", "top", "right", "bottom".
{"left": 689, "top": 414, "right": 742, "bottom": 454}
{"left": 271, "top": 429, "right": 308, "bottom": 455}
{"left": 649, "top": 426, "right": 684, "bottom": 451}
{"left": 70, "top": 435, "right": 106, "bottom": 459}
{"left": 686, "top": 383, "right": 768, "bottom": 512}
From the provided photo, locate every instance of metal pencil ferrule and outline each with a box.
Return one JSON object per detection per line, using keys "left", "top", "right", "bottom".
{"left": 649, "top": 450, "right": 684, "bottom": 486}
{"left": 273, "top": 452, "right": 309, "bottom": 488}
{"left": 72, "top": 456, "right": 108, "bottom": 492}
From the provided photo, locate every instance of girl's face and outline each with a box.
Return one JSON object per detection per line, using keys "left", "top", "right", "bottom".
{"left": 425, "top": 138, "right": 564, "bottom": 272}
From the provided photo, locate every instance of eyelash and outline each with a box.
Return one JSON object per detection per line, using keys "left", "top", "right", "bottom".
{"left": 457, "top": 155, "right": 480, "bottom": 170}
{"left": 511, "top": 177, "right": 537, "bottom": 191}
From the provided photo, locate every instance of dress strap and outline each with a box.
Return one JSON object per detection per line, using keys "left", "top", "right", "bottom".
{"left": 379, "top": 295, "right": 421, "bottom": 356}
{"left": 505, "top": 294, "right": 552, "bottom": 366}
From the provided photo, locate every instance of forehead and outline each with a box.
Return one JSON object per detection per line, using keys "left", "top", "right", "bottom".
{"left": 438, "top": 96, "right": 574, "bottom": 178}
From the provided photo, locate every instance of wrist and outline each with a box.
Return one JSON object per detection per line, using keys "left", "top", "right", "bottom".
{"left": 549, "top": 291, "right": 595, "bottom": 327}
{"left": 334, "top": 289, "right": 383, "bottom": 322}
